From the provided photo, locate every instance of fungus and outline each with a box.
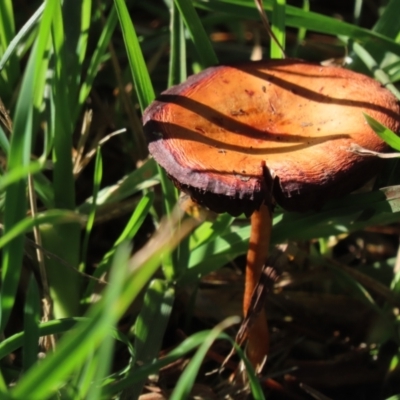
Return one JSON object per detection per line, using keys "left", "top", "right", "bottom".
{"left": 143, "top": 59, "right": 400, "bottom": 369}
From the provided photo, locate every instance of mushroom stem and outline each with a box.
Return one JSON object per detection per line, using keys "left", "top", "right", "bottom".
{"left": 244, "top": 202, "right": 272, "bottom": 369}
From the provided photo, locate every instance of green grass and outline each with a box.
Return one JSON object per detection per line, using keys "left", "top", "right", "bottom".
{"left": 0, "top": 0, "right": 399, "bottom": 399}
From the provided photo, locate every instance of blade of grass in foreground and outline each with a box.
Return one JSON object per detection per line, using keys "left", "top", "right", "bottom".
{"left": 85, "top": 333, "right": 115, "bottom": 400}
{"left": 12, "top": 212, "right": 198, "bottom": 399}
{"left": 0, "top": 161, "right": 43, "bottom": 192}
{"left": 41, "top": 0, "right": 82, "bottom": 318}
{"left": 0, "top": 210, "right": 82, "bottom": 250}
{"left": 1, "top": 0, "right": 55, "bottom": 332}
{"left": 0, "top": 317, "right": 133, "bottom": 361}
{"left": 11, "top": 243, "right": 131, "bottom": 399}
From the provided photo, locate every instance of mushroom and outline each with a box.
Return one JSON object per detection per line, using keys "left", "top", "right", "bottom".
{"left": 143, "top": 59, "right": 400, "bottom": 369}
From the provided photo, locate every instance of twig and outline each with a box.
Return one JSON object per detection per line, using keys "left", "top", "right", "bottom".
{"left": 348, "top": 143, "right": 400, "bottom": 158}
{"left": 253, "top": 0, "right": 286, "bottom": 59}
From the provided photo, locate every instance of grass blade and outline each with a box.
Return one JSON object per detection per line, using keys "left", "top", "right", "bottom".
{"left": 168, "top": 1, "right": 187, "bottom": 86}
{"left": 0, "top": 0, "right": 19, "bottom": 94}
{"left": 170, "top": 317, "right": 241, "bottom": 400}
{"left": 82, "top": 191, "right": 154, "bottom": 299}
{"left": 76, "top": 6, "right": 118, "bottom": 120}
{"left": 80, "top": 148, "right": 103, "bottom": 272}
{"left": 174, "top": 0, "right": 218, "bottom": 68}
{"left": 0, "top": 210, "right": 82, "bottom": 250}
{"left": 11, "top": 243, "right": 131, "bottom": 399}
{"left": 78, "top": 158, "right": 158, "bottom": 213}
{"left": 0, "top": 317, "right": 132, "bottom": 361}
{"left": 106, "top": 330, "right": 217, "bottom": 395}
{"left": 125, "top": 279, "right": 175, "bottom": 398}
{"left": 41, "top": 0, "right": 82, "bottom": 318}
{"left": 12, "top": 211, "right": 197, "bottom": 398}
{"left": 1, "top": 0, "right": 55, "bottom": 332}
{"left": 62, "top": 0, "right": 92, "bottom": 114}
{"left": 0, "top": 161, "right": 43, "bottom": 192}
{"left": 0, "top": 3, "right": 42, "bottom": 77}
{"left": 350, "top": 0, "right": 400, "bottom": 71}
{"left": 364, "top": 114, "right": 400, "bottom": 151}
{"left": 349, "top": 41, "right": 400, "bottom": 99}
{"left": 270, "top": 0, "right": 286, "bottom": 59}
{"left": 181, "top": 187, "right": 400, "bottom": 284}
{"left": 114, "top": 0, "right": 155, "bottom": 111}
{"left": 22, "top": 276, "right": 41, "bottom": 372}
{"left": 194, "top": 0, "right": 400, "bottom": 57}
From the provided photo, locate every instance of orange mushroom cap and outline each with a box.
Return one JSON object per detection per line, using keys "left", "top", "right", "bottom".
{"left": 143, "top": 60, "right": 400, "bottom": 216}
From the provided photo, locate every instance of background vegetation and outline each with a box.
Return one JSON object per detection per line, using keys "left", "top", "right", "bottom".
{"left": 0, "top": 0, "right": 400, "bottom": 399}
